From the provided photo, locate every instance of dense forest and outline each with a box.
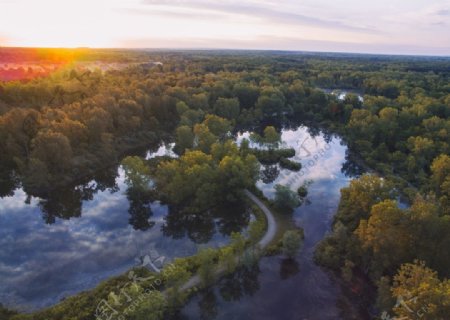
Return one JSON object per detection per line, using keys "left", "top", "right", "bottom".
{"left": 0, "top": 48, "right": 449, "bottom": 319}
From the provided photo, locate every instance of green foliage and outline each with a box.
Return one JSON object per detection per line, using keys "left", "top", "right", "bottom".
{"left": 256, "top": 86, "right": 288, "bottom": 118}
{"left": 279, "top": 158, "right": 302, "bottom": 171}
{"left": 282, "top": 229, "right": 304, "bottom": 258}
{"left": 214, "top": 97, "right": 240, "bottom": 120}
{"left": 0, "top": 304, "right": 17, "bottom": 320}
{"left": 274, "top": 184, "right": 301, "bottom": 212}
{"left": 230, "top": 231, "right": 246, "bottom": 256}
{"left": 175, "top": 125, "right": 194, "bottom": 154}
{"left": 197, "top": 248, "right": 218, "bottom": 286}
{"left": 263, "top": 126, "right": 281, "bottom": 146}
{"left": 218, "top": 246, "right": 237, "bottom": 274}
{"left": 155, "top": 144, "right": 259, "bottom": 212}
{"left": 248, "top": 209, "right": 267, "bottom": 244}
{"left": 122, "top": 156, "right": 151, "bottom": 190}
{"left": 297, "top": 185, "right": 308, "bottom": 198}
{"left": 202, "top": 115, "right": 232, "bottom": 139}
{"left": 127, "top": 290, "right": 167, "bottom": 320}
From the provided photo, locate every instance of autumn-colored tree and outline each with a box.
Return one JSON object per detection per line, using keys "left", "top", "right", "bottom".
{"left": 391, "top": 261, "right": 450, "bottom": 320}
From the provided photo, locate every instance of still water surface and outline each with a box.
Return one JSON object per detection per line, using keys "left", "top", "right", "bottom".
{"left": 0, "top": 144, "right": 249, "bottom": 311}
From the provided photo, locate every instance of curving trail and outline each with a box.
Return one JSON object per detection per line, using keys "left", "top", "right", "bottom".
{"left": 244, "top": 189, "right": 277, "bottom": 248}
{"left": 179, "top": 189, "right": 277, "bottom": 292}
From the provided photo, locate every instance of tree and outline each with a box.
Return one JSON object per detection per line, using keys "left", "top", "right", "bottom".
{"left": 130, "top": 290, "right": 167, "bottom": 320}
{"left": 391, "top": 261, "right": 450, "bottom": 320}
{"left": 219, "top": 246, "right": 237, "bottom": 273}
{"left": 161, "top": 260, "right": 191, "bottom": 309}
{"left": 155, "top": 150, "right": 218, "bottom": 212}
{"left": 263, "top": 126, "right": 281, "bottom": 148}
{"left": 256, "top": 87, "right": 287, "bottom": 118}
{"left": 193, "top": 123, "right": 217, "bottom": 154}
{"left": 203, "top": 114, "right": 232, "bottom": 138}
{"left": 22, "top": 158, "right": 50, "bottom": 190}
{"left": 274, "top": 184, "right": 300, "bottom": 211}
{"left": 431, "top": 154, "right": 450, "bottom": 198}
{"left": 155, "top": 145, "right": 258, "bottom": 213}
{"left": 282, "top": 230, "right": 304, "bottom": 258}
{"left": 30, "top": 130, "right": 72, "bottom": 174}
{"left": 335, "top": 174, "right": 394, "bottom": 231}
{"left": 217, "top": 153, "right": 259, "bottom": 201}
{"left": 355, "top": 200, "right": 413, "bottom": 277}
{"left": 122, "top": 156, "right": 151, "bottom": 191}
{"left": 175, "top": 125, "right": 194, "bottom": 154}
{"left": 233, "top": 82, "right": 259, "bottom": 108}
{"left": 197, "top": 248, "right": 217, "bottom": 286}
{"left": 214, "top": 97, "right": 240, "bottom": 120}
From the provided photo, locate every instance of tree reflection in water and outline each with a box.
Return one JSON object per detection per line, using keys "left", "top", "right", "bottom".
{"left": 162, "top": 200, "right": 251, "bottom": 244}
{"left": 279, "top": 258, "right": 300, "bottom": 280}
{"left": 219, "top": 264, "right": 260, "bottom": 302}
{"left": 35, "top": 166, "right": 120, "bottom": 224}
{"left": 261, "top": 165, "right": 280, "bottom": 184}
{"left": 126, "top": 187, "right": 155, "bottom": 231}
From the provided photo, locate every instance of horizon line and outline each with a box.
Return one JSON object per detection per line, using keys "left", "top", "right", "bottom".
{"left": 1, "top": 46, "right": 450, "bottom": 58}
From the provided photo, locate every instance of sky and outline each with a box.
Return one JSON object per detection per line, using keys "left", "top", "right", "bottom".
{"left": 0, "top": 0, "right": 449, "bottom": 55}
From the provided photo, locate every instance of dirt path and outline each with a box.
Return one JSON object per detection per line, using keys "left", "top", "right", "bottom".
{"left": 179, "top": 190, "right": 277, "bottom": 291}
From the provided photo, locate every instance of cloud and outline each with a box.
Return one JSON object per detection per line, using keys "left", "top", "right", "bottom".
{"left": 117, "top": 34, "right": 450, "bottom": 56}
{"left": 119, "top": 7, "right": 226, "bottom": 20}
{"left": 138, "top": 0, "right": 380, "bottom": 34}
{"left": 435, "top": 8, "right": 450, "bottom": 16}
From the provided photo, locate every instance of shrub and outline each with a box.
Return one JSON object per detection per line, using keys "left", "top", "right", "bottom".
{"left": 282, "top": 229, "right": 304, "bottom": 258}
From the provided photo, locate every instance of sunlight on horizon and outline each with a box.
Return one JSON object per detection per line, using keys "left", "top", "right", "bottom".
{"left": 0, "top": 0, "right": 449, "bottom": 55}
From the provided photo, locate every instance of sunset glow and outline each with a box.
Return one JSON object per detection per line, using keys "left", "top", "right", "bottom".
{"left": 1, "top": 0, "right": 450, "bottom": 55}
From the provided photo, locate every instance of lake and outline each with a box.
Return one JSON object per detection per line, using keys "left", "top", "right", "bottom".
{"left": 0, "top": 144, "right": 252, "bottom": 312}
{"left": 0, "top": 102, "right": 371, "bottom": 317}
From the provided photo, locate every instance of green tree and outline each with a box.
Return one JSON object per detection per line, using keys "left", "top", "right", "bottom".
{"left": 274, "top": 184, "right": 300, "bottom": 211}
{"left": 122, "top": 156, "right": 151, "bottom": 191}
{"left": 263, "top": 126, "right": 281, "bottom": 148}
{"left": 203, "top": 114, "right": 232, "bottom": 138}
{"left": 232, "top": 82, "right": 259, "bottom": 108}
{"left": 214, "top": 97, "right": 240, "bottom": 120}
{"left": 219, "top": 246, "right": 237, "bottom": 273}
{"left": 193, "top": 123, "right": 217, "bottom": 153}
{"left": 256, "top": 87, "right": 287, "bottom": 118}
{"left": 197, "top": 248, "right": 217, "bottom": 286}
{"left": 30, "top": 130, "right": 72, "bottom": 174}
{"left": 130, "top": 290, "right": 167, "bottom": 320}
{"left": 175, "top": 125, "right": 194, "bottom": 154}
{"left": 282, "top": 229, "right": 304, "bottom": 258}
